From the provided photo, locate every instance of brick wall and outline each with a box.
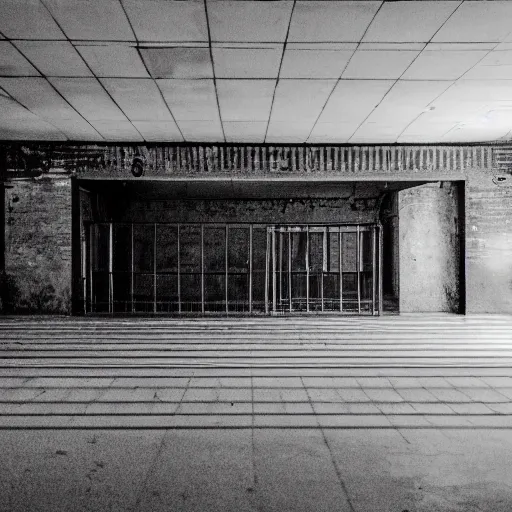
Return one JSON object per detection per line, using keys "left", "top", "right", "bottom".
{"left": 2, "top": 143, "right": 512, "bottom": 315}
{"left": 3, "top": 177, "right": 71, "bottom": 313}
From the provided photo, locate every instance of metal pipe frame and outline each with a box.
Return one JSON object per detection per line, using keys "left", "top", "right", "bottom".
{"left": 201, "top": 225, "right": 205, "bottom": 314}
{"left": 306, "top": 226, "right": 309, "bottom": 313}
{"left": 109, "top": 223, "right": 113, "bottom": 314}
{"left": 153, "top": 223, "right": 157, "bottom": 314}
{"left": 378, "top": 224, "right": 383, "bottom": 316}
{"left": 131, "top": 224, "right": 134, "bottom": 313}
{"left": 339, "top": 230, "right": 343, "bottom": 313}
{"left": 356, "top": 225, "right": 361, "bottom": 315}
{"left": 177, "top": 224, "right": 181, "bottom": 314}
{"left": 87, "top": 222, "right": 381, "bottom": 317}
{"left": 372, "top": 225, "right": 377, "bottom": 315}
{"left": 225, "top": 225, "right": 229, "bottom": 314}
{"left": 272, "top": 228, "right": 276, "bottom": 313}
{"left": 249, "top": 225, "right": 253, "bottom": 315}
{"left": 288, "top": 230, "right": 292, "bottom": 313}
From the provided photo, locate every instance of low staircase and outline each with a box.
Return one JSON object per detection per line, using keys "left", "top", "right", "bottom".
{"left": 0, "top": 315, "right": 511, "bottom": 428}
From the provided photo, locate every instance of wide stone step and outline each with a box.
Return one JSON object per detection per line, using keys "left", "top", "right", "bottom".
{"left": 0, "top": 315, "right": 510, "bottom": 428}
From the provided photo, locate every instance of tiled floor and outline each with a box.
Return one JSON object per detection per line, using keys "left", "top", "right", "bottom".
{"left": 0, "top": 315, "right": 512, "bottom": 428}
{"left": 1, "top": 315, "right": 512, "bottom": 510}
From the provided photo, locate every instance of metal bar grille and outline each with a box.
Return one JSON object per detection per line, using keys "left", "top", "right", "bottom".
{"left": 85, "top": 222, "right": 381, "bottom": 316}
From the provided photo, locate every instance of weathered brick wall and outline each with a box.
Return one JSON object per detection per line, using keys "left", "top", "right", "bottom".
{"left": 2, "top": 143, "right": 512, "bottom": 315}
{"left": 3, "top": 177, "right": 71, "bottom": 313}
{"left": 117, "top": 198, "right": 379, "bottom": 225}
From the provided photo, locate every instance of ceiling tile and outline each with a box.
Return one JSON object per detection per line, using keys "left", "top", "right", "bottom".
{"left": 0, "top": 42, "right": 40, "bottom": 76}
{"left": 44, "top": 0, "right": 134, "bottom": 41}
{"left": 213, "top": 48, "right": 281, "bottom": 78}
{"left": 360, "top": 80, "right": 453, "bottom": 126}
{"left": 89, "top": 120, "right": 144, "bottom": 141}
{"left": 441, "top": 124, "right": 510, "bottom": 143}
{"left": 157, "top": 79, "right": 219, "bottom": 121}
{"left": 359, "top": 43, "right": 425, "bottom": 51}
{"left": 317, "top": 80, "right": 394, "bottom": 124}
{"left": 265, "top": 122, "right": 313, "bottom": 143}
{"left": 45, "top": 119, "right": 103, "bottom": 140}
{"left": 140, "top": 47, "right": 213, "bottom": 78}
{"left": 289, "top": 1, "right": 381, "bottom": 42}
{"left": 398, "top": 119, "right": 457, "bottom": 142}
{"left": 0, "top": 0, "right": 65, "bottom": 40}
{"left": 280, "top": 48, "right": 353, "bottom": 79}
{"left": 76, "top": 45, "right": 148, "bottom": 78}
{"left": 436, "top": 80, "right": 512, "bottom": 104}
{"left": 287, "top": 43, "right": 357, "bottom": 51}
{"left": 270, "top": 80, "right": 336, "bottom": 123}
{"left": 342, "top": 50, "right": 419, "bottom": 80}
{"left": 0, "top": 96, "right": 66, "bottom": 140}
{"left": 433, "top": 1, "right": 512, "bottom": 43}
{"left": 308, "top": 123, "right": 358, "bottom": 143}
{"left": 350, "top": 129, "right": 400, "bottom": 144}
{"left": 123, "top": 0, "right": 208, "bottom": 42}
{"left": 177, "top": 120, "right": 224, "bottom": 142}
{"left": 132, "top": 121, "right": 183, "bottom": 142}
{"left": 217, "top": 80, "right": 275, "bottom": 121}
{"left": 100, "top": 78, "right": 174, "bottom": 121}
{"left": 363, "top": 1, "right": 459, "bottom": 43}
{"left": 464, "top": 51, "right": 512, "bottom": 80}
{"left": 14, "top": 41, "right": 92, "bottom": 77}
{"left": 427, "top": 43, "right": 496, "bottom": 52}
{"left": 402, "top": 49, "right": 489, "bottom": 80}
{"left": 49, "top": 77, "right": 127, "bottom": 121}
{"left": 208, "top": 1, "right": 293, "bottom": 42}
{"left": 0, "top": 77, "right": 102, "bottom": 139}
{"left": 0, "top": 77, "right": 83, "bottom": 120}
{"left": 223, "top": 122, "right": 267, "bottom": 143}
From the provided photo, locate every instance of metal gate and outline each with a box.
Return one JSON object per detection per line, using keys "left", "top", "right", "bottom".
{"left": 267, "top": 225, "right": 382, "bottom": 315}
{"left": 83, "top": 222, "right": 381, "bottom": 315}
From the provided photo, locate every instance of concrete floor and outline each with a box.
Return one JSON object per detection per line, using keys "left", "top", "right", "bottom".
{"left": 1, "top": 315, "right": 512, "bottom": 511}
{"left": 2, "top": 428, "right": 512, "bottom": 511}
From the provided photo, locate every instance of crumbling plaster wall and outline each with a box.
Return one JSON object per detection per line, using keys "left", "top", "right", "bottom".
{"left": 399, "top": 182, "right": 462, "bottom": 313}
{"left": 466, "top": 172, "right": 512, "bottom": 313}
{"left": 3, "top": 177, "right": 71, "bottom": 313}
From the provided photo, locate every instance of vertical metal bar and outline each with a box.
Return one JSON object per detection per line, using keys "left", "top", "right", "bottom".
{"left": 89, "top": 224, "right": 94, "bottom": 312}
{"left": 225, "top": 225, "right": 229, "bottom": 314}
{"left": 356, "top": 225, "right": 361, "bottom": 314}
{"left": 153, "top": 223, "right": 157, "bottom": 314}
{"left": 265, "top": 227, "right": 270, "bottom": 315}
{"left": 378, "top": 224, "right": 383, "bottom": 316}
{"left": 278, "top": 229, "right": 283, "bottom": 305}
{"left": 109, "top": 222, "right": 113, "bottom": 314}
{"left": 201, "top": 224, "right": 205, "bottom": 314}
{"left": 339, "top": 230, "right": 343, "bottom": 312}
{"left": 272, "top": 228, "right": 276, "bottom": 313}
{"left": 249, "top": 225, "right": 253, "bottom": 315}
{"left": 306, "top": 226, "right": 309, "bottom": 313}
{"left": 372, "top": 226, "right": 377, "bottom": 315}
{"left": 321, "top": 228, "right": 326, "bottom": 312}
{"left": 177, "top": 224, "right": 181, "bottom": 314}
{"left": 82, "top": 237, "right": 86, "bottom": 314}
{"left": 288, "top": 230, "right": 292, "bottom": 312}
{"left": 131, "top": 223, "right": 134, "bottom": 313}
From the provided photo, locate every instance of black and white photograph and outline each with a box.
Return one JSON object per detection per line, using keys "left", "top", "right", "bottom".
{"left": 0, "top": 0, "right": 512, "bottom": 510}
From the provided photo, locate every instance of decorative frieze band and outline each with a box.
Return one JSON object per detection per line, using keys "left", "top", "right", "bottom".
{"left": 1, "top": 143, "right": 504, "bottom": 179}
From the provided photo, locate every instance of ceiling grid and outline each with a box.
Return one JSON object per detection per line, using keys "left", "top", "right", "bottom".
{"left": 0, "top": 0, "right": 512, "bottom": 144}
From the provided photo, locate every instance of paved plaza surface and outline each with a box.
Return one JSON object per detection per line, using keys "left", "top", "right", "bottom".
{"left": 1, "top": 315, "right": 512, "bottom": 511}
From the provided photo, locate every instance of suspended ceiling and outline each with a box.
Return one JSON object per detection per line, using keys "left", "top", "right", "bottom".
{"left": 1, "top": 0, "right": 512, "bottom": 144}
